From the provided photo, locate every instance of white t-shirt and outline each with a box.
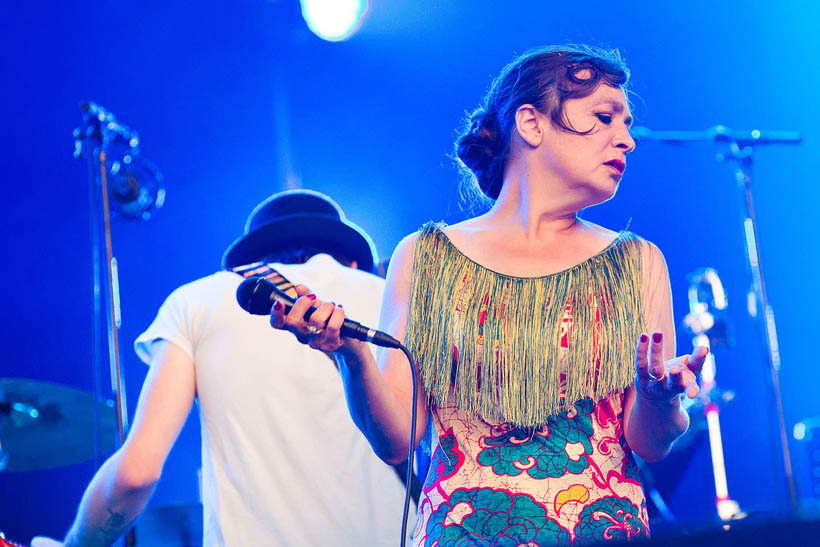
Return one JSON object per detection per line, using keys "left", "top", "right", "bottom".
{"left": 134, "top": 254, "right": 407, "bottom": 546}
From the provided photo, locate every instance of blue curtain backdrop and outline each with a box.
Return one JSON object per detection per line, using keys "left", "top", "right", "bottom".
{"left": 1, "top": 0, "right": 818, "bottom": 541}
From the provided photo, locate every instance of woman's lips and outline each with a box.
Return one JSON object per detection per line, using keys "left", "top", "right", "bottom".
{"left": 604, "top": 159, "right": 625, "bottom": 174}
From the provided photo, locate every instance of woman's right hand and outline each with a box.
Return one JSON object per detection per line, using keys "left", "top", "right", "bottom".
{"left": 270, "top": 284, "right": 366, "bottom": 356}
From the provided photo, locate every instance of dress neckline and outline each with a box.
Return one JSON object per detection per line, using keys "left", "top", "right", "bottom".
{"left": 431, "top": 223, "right": 629, "bottom": 281}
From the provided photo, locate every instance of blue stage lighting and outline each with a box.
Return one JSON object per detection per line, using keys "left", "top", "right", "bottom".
{"left": 300, "top": 0, "right": 368, "bottom": 42}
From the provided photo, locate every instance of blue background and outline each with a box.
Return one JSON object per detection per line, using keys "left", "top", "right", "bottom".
{"left": 1, "top": 0, "right": 819, "bottom": 541}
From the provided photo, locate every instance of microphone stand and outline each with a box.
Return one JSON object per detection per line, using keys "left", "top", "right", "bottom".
{"left": 74, "top": 102, "right": 140, "bottom": 547}
{"left": 631, "top": 124, "right": 802, "bottom": 518}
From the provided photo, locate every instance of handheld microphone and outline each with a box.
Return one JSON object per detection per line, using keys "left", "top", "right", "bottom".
{"left": 236, "top": 276, "right": 401, "bottom": 349}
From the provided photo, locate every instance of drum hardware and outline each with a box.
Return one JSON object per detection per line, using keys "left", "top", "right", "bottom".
{"left": 74, "top": 103, "right": 165, "bottom": 220}
{"left": 631, "top": 124, "right": 803, "bottom": 517}
{"left": 682, "top": 268, "right": 743, "bottom": 522}
{"left": 0, "top": 378, "right": 116, "bottom": 472}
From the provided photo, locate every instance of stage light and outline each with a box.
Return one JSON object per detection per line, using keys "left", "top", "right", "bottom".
{"left": 300, "top": 0, "right": 368, "bottom": 42}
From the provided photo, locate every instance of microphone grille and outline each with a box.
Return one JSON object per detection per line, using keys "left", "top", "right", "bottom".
{"left": 236, "top": 277, "right": 275, "bottom": 315}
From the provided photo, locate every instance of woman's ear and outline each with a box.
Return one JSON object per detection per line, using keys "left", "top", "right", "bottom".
{"left": 514, "top": 104, "right": 544, "bottom": 148}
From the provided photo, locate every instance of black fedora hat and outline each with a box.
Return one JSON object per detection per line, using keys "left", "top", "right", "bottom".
{"left": 222, "top": 189, "right": 378, "bottom": 272}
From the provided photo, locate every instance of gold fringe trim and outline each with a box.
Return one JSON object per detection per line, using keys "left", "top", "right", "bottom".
{"left": 405, "top": 222, "right": 646, "bottom": 427}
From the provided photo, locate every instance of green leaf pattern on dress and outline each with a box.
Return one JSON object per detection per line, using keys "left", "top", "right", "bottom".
{"left": 425, "top": 487, "right": 571, "bottom": 546}
{"left": 476, "top": 399, "right": 596, "bottom": 479}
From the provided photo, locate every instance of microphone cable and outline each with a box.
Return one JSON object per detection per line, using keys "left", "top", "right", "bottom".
{"left": 396, "top": 343, "right": 419, "bottom": 547}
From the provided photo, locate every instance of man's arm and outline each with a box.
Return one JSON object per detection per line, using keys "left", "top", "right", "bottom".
{"left": 33, "top": 341, "right": 196, "bottom": 547}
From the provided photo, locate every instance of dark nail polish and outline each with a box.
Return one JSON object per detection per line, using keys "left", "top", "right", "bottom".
{"left": 338, "top": 304, "right": 343, "bottom": 308}
{"left": 273, "top": 300, "right": 283, "bottom": 311}
{"left": 307, "top": 294, "right": 317, "bottom": 300}
{"left": 652, "top": 332, "right": 663, "bottom": 343}
{"left": 640, "top": 333, "right": 648, "bottom": 343}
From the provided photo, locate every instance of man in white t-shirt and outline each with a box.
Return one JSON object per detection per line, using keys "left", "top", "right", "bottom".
{"left": 32, "top": 190, "right": 407, "bottom": 547}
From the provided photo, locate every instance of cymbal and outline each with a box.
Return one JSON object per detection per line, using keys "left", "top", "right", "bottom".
{"left": 0, "top": 378, "right": 117, "bottom": 472}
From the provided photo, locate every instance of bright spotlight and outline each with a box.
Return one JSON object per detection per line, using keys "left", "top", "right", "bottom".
{"left": 300, "top": 0, "right": 368, "bottom": 42}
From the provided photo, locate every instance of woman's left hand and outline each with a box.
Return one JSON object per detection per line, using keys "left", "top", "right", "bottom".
{"left": 634, "top": 331, "right": 709, "bottom": 403}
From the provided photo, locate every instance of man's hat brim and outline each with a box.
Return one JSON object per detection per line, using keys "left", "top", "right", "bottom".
{"left": 221, "top": 213, "right": 377, "bottom": 272}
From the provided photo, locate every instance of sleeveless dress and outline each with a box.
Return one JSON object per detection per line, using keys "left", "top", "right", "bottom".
{"left": 406, "top": 223, "right": 651, "bottom": 546}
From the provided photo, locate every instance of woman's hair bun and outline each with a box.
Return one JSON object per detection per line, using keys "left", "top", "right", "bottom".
{"left": 456, "top": 108, "right": 504, "bottom": 197}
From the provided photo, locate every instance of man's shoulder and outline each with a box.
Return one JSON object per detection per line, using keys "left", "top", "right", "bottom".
{"left": 282, "top": 257, "right": 385, "bottom": 287}
{"left": 338, "top": 264, "right": 385, "bottom": 284}
{"left": 330, "top": 265, "right": 386, "bottom": 297}
{"left": 168, "top": 270, "right": 243, "bottom": 302}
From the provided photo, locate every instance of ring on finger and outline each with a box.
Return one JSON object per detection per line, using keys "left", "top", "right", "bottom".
{"left": 306, "top": 325, "right": 324, "bottom": 335}
{"left": 648, "top": 369, "right": 666, "bottom": 382}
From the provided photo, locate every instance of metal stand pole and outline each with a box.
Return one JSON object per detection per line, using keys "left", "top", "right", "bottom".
{"left": 75, "top": 103, "right": 145, "bottom": 547}
{"left": 97, "top": 148, "right": 129, "bottom": 444}
{"left": 80, "top": 130, "right": 105, "bottom": 471}
{"left": 76, "top": 116, "right": 131, "bottom": 451}
{"left": 725, "top": 143, "right": 799, "bottom": 516}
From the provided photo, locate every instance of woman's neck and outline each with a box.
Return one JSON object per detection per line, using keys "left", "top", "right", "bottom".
{"left": 482, "top": 168, "right": 584, "bottom": 241}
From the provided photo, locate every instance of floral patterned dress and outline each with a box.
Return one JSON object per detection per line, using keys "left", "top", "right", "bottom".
{"left": 407, "top": 224, "right": 650, "bottom": 546}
